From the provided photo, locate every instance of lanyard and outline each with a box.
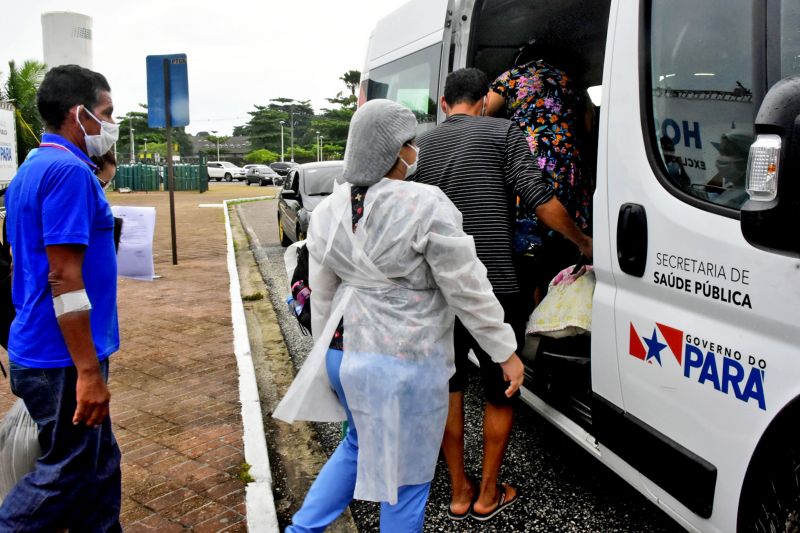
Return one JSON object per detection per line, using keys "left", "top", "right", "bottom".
{"left": 39, "top": 142, "right": 99, "bottom": 170}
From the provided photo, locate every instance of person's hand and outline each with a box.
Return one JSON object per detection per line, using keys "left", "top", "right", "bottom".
{"left": 74, "top": 367, "right": 110, "bottom": 427}
{"left": 579, "top": 235, "right": 593, "bottom": 260}
{"left": 499, "top": 353, "right": 524, "bottom": 398}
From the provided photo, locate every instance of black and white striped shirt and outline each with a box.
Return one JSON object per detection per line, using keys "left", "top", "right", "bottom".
{"left": 412, "top": 115, "right": 554, "bottom": 294}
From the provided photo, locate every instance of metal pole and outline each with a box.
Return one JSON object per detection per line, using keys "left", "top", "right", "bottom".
{"left": 316, "top": 131, "right": 320, "bottom": 162}
{"left": 129, "top": 118, "right": 135, "bottom": 163}
{"left": 163, "top": 58, "right": 178, "bottom": 265}
{"left": 320, "top": 135, "right": 323, "bottom": 161}
{"left": 216, "top": 139, "right": 220, "bottom": 161}
{"left": 279, "top": 121, "right": 285, "bottom": 162}
{"left": 290, "top": 107, "right": 294, "bottom": 163}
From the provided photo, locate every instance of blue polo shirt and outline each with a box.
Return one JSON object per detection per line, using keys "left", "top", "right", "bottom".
{"left": 6, "top": 133, "right": 119, "bottom": 368}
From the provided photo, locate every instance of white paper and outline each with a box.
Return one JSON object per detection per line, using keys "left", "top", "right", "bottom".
{"left": 111, "top": 206, "right": 156, "bottom": 281}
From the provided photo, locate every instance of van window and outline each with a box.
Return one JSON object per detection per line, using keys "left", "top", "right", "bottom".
{"left": 649, "top": 0, "right": 756, "bottom": 211}
{"left": 366, "top": 44, "right": 441, "bottom": 133}
{"left": 782, "top": 0, "right": 800, "bottom": 77}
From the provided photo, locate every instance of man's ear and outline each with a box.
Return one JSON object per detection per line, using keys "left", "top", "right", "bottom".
{"left": 440, "top": 96, "right": 448, "bottom": 115}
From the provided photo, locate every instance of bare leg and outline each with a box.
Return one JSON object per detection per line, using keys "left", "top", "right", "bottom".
{"left": 472, "top": 402, "right": 517, "bottom": 514}
{"left": 441, "top": 391, "right": 474, "bottom": 515}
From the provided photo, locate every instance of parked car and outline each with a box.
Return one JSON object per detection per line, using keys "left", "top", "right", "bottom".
{"left": 277, "top": 161, "right": 343, "bottom": 246}
{"left": 269, "top": 161, "right": 300, "bottom": 177}
{"left": 245, "top": 165, "right": 281, "bottom": 186}
{"left": 207, "top": 161, "right": 246, "bottom": 182}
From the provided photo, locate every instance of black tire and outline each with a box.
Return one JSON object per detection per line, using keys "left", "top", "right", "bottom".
{"left": 224, "top": 173, "right": 232, "bottom": 182}
{"left": 215, "top": 177, "right": 222, "bottom": 182}
{"left": 278, "top": 215, "right": 292, "bottom": 247}
{"left": 738, "top": 438, "right": 800, "bottom": 532}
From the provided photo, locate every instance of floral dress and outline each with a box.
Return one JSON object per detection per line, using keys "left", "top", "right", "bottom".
{"left": 491, "top": 60, "right": 592, "bottom": 255}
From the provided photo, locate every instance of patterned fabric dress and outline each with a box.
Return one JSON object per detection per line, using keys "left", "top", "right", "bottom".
{"left": 491, "top": 60, "right": 592, "bottom": 255}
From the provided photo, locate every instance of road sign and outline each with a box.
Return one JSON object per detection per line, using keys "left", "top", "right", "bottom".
{"left": 146, "top": 54, "right": 189, "bottom": 128}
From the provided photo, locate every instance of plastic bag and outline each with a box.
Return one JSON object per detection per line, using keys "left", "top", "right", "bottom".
{"left": 527, "top": 266, "right": 596, "bottom": 338}
{"left": 0, "top": 399, "right": 41, "bottom": 502}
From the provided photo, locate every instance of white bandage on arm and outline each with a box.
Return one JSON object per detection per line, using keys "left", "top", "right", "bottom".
{"left": 53, "top": 289, "right": 92, "bottom": 317}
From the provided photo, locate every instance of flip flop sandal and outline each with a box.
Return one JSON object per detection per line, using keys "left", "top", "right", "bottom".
{"left": 447, "top": 478, "right": 478, "bottom": 521}
{"left": 470, "top": 484, "right": 519, "bottom": 522}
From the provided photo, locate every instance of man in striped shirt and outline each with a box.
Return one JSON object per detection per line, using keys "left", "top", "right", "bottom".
{"left": 412, "top": 68, "right": 592, "bottom": 521}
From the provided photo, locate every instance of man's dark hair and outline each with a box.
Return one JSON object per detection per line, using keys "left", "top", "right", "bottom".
{"left": 443, "top": 68, "right": 489, "bottom": 106}
{"left": 37, "top": 64, "right": 111, "bottom": 130}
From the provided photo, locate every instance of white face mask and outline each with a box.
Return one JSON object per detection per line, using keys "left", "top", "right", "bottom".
{"left": 399, "top": 144, "right": 419, "bottom": 179}
{"left": 76, "top": 106, "right": 119, "bottom": 158}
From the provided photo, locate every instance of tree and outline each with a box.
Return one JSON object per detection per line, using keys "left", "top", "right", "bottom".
{"left": 236, "top": 98, "right": 315, "bottom": 159}
{"left": 2, "top": 59, "right": 47, "bottom": 162}
{"left": 340, "top": 70, "right": 361, "bottom": 97}
{"left": 244, "top": 149, "right": 279, "bottom": 164}
{"left": 115, "top": 104, "right": 194, "bottom": 161}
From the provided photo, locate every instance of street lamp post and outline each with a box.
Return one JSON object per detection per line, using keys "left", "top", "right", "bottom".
{"left": 211, "top": 130, "right": 220, "bottom": 161}
{"left": 320, "top": 136, "right": 324, "bottom": 161}
{"left": 279, "top": 121, "right": 286, "bottom": 162}
{"left": 129, "top": 118, "right": 135, "bottom": 164}
{"left": 316, "top": 131, "right": 321, "bottom": 161}
{"left": 143, "top": 138, "right": 148, "bottom": 160}
{"left": 289, "top": 107, "right": 295, "bottom": 163}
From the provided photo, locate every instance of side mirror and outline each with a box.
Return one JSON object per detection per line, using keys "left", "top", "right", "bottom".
{"left": 740, "top": 76, "right": 800, "bottom": 256}
{"left": 280, "top": 189, "right": 297, "bottom": 199}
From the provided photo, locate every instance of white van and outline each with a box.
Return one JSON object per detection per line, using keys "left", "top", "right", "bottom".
{"left": 360, "top": 1, "right": 800, "bottom": 531}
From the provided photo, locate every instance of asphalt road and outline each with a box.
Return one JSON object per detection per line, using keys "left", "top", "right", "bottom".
{"left": 237, "top": 198, "right": 682, "bottom": 533}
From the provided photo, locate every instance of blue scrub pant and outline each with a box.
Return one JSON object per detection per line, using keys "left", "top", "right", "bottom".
{"left": 286, "top": 349, "right": 431, "bottom": 533}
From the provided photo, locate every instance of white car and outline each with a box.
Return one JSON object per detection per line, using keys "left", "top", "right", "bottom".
{"left": 207, "top": 161, "right": 246, "bottom": 182}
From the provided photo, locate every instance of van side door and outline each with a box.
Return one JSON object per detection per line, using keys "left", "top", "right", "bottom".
{"left": 594, "top": 0, "right": 800, "bottom": 530}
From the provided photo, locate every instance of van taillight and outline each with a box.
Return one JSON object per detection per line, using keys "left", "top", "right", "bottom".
{"left": 746, "top": 134, "right": 781, "bottom": 202}
{"left": 358, "top": 81, "right": 367, "bottom": 108}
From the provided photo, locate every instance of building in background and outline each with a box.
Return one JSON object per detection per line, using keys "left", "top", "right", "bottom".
{"left": 41, "top": 12, "right": 93, "bottom": 69}
{"left": 191, "top": 132, "right": 252, "bottom": 163}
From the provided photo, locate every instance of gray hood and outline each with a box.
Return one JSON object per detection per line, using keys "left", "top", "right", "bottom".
{"left": 342, "top": 99, "right": 417, "bottom": 186}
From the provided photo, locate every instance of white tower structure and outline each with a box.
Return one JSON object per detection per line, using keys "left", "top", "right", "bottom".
{"left": 41, "top": 12, "right": 93, "bottom": 69}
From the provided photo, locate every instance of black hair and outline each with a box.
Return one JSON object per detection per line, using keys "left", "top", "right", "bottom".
{"left": 37, "top": 65, "right": 111, "bottom": 130}
{"left": 443, "top": 68, "right": 489, "bottom": 107}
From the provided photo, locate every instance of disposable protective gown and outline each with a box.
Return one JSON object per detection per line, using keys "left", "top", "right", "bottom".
{"left": 273, "top": 178, "right": 517, "bottom": 504}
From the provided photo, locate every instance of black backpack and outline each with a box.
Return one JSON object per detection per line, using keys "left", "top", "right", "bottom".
{"left": 287, "top": 244, "right": 312, "bottom": 334}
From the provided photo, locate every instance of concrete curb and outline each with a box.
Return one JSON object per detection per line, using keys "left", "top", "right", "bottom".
{"left": 223, "top": 197, "right": 280, "bottom": 532}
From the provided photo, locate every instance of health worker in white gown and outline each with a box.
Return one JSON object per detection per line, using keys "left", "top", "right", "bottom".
{"left": 275, "top": 99, "right": 525, "bottom": 533}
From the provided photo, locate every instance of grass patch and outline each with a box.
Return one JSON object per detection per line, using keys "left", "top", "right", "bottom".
{"left": 238, "top": 462, "right": 255, "bottom": 483}
{"left": 242, "top": 292, "right": 264, "bottom": 302}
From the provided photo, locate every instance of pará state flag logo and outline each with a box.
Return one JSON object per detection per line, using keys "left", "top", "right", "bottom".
{"left": 628, "top": 321, "right": 766, "bottom": 411}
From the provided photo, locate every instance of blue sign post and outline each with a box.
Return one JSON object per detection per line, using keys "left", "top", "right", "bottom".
{"left": 146, "top": 54, "right": 189, "bottom": 128}
{"left": 146, "top": 53, "right": 190, "bottom": 265}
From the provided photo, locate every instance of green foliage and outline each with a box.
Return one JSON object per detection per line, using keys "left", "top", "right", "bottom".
{"left": 234, "top": 70, "right": 361, "bottom": 162}
{"left": 244, "top": 149, "right": 279, "bottom": 164}
{"left": 115, "top": 104, "right": 193, "bottom": 161}
{"left": 2, "top": 59, "right": 47, "bottom": 161}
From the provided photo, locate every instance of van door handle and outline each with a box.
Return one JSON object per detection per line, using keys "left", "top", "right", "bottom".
{"left": 617, "top": 203, "right": 648, "bottom": 277}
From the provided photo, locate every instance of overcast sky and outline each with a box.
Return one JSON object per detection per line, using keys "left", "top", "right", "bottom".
{"left": 2, "top": 0, "right": 405, "bottom": 135}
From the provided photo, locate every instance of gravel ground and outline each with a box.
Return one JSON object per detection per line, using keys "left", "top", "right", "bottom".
{"left": 238, "top": 199, "right": 682, "bottom": 533}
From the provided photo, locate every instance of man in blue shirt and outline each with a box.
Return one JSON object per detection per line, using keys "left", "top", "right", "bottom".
{"left": 0, "top": 65, "right": 122, "bottom": 532}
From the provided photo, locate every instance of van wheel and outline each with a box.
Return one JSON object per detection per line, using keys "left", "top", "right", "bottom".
{"left": 278, "top": 216, "right": 291, "bottom": 247}
{"left": 738, "top": 441, "right": 800, "bottom": 532}
{"left": 224, "top": 173, "right": 233, "bottom": 182}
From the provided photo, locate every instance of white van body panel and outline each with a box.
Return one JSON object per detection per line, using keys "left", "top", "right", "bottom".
{"left": 602, "top": 1, "right": 800, "bottom": 531}
{"left": 366, "top": 0, "right": 451, "bottom": 70}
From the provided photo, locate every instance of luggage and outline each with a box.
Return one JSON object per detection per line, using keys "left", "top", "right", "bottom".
{"left": 527, "top": 264, "right": 595, "bottom": 338}
{"left": 0, "top": 399, "right": 41, "bottom": 503}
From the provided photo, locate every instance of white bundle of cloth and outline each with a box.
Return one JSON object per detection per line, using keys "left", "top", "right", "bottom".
{"left": 0, "top": 399, "right": 40, "bottom": 503}
{"left": 527, "top": 264, "right": 595, "bottom": 338}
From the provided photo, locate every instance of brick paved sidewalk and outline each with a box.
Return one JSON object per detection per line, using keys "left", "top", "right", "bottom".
{"left": 0, "top": 184, "right": 274, "bottom": 531}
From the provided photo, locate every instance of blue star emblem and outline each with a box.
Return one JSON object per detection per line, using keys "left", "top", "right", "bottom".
{"left": 643, "top": 329, "right": 667, "bottom": 366}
